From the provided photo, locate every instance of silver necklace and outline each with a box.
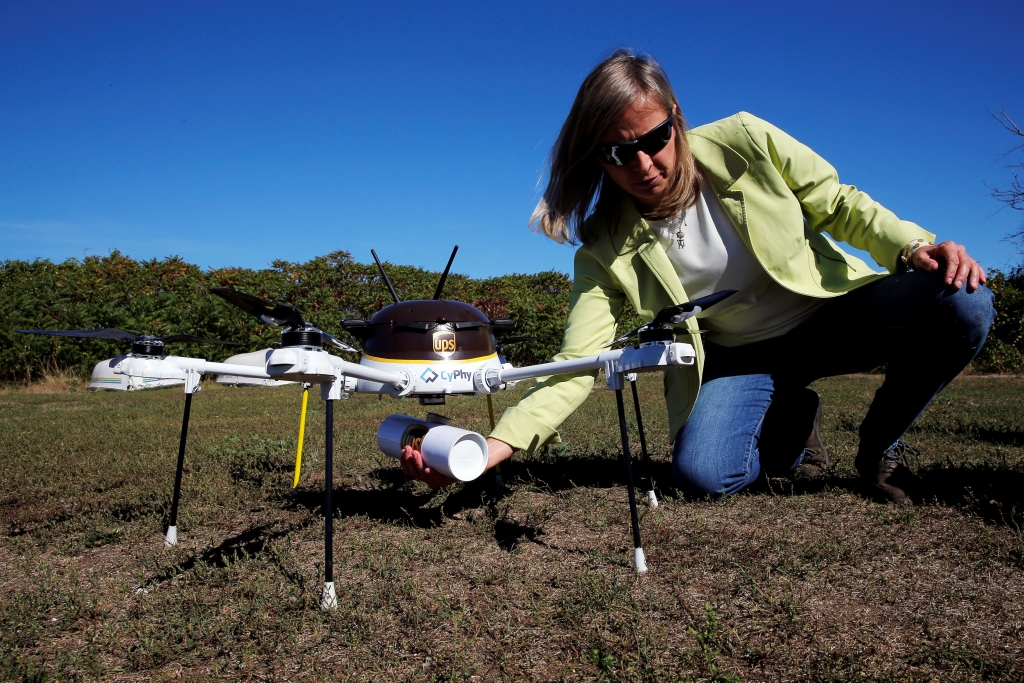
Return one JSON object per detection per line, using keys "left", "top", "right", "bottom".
{"left": 674, "top": 214, "right": 686, "bottom": 249}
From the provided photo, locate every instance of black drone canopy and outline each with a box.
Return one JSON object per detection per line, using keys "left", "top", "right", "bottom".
{"left": 338, "top": 245, "right": 521, "bottom": 363}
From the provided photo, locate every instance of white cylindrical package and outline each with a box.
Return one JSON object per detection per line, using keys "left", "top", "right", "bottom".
{"left": 420, "top": 425, "right": 489, "bottom": 481}
{"left": 376, "top": 414, "right": 430, "bottom": 459}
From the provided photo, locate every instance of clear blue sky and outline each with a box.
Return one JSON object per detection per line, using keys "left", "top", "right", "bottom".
{"left": 2, "top": 1, "right": 1022, "bottom": 278}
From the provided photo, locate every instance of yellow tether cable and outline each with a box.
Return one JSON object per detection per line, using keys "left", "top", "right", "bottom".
{"left": 291, "top": 385, "right": 310, "bottom": 493}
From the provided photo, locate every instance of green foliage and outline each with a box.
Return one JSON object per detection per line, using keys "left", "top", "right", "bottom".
{"left": 0, "top": 250, "right": 577, "bottom": 383}
{"left": 974, "top": 268, "right": 1024, "bottom": 373}
{"left": 6, "top": 250, "right": 1018, "bottom": 384}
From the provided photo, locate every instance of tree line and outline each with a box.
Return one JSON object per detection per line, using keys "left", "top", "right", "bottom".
{"left": 1, "top": 250, "right": 1021, "bottom": 385}
{"left": 0, "top": 250, "right": 594, "bottom": 384}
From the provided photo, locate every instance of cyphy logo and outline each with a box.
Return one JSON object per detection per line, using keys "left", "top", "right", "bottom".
{"left": 433, "top": 330, "right": 456, "bottom": 359}
{"left": 419, "top": 367, "right": 471, "bottom": 384}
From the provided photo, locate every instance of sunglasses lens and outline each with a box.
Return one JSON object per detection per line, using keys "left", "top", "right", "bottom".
{"left": 639, "top": 120, "right": 673, "bottom": 156}
{"left": 597, "top": 115, "right": 673, "bottom": 166}
{"left": 599, "top": 143, "right": 638, "bottom": 166}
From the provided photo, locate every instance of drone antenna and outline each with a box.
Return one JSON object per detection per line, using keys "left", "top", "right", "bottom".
{"left": 370, "top": 249, "right": 401, "bottom": 304}
{"left": 432, "top": 245, "right": 459, "bottom": 300}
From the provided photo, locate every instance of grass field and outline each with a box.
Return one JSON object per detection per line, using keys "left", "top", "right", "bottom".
{"left": 2, "top": 373, "right": 1024, "bottom": 682}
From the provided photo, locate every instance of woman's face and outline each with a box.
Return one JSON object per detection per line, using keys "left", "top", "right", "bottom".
{"left": 597, "top": 99, "right": 676, "bottom": 212}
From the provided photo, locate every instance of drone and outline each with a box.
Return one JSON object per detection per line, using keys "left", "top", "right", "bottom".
{"left": 19, "top": 246, "right": 735, "bottom": 610}
{"left": 14, "top": 328, "right": 241, "bottom": 391}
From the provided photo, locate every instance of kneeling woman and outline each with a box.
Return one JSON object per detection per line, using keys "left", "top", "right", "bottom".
{"left": 403, "top": 50, "right": 994, "bottom": 504}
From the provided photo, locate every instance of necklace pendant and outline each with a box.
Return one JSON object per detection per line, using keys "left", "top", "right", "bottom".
{"left": 675, "top": 228, "right": 685, "bottom": 249}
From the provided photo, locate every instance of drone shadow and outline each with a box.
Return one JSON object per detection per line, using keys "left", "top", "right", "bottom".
{"left": 147, "top": 517, "right": 316, "bottom": 586}
{"left": 150, "top": 455, "right": 1024, "bottom": 585}
{"left": 324, "top": 454, "right": 1024, "bottom": 531}
{"left": 288, "top": 474, "right": 497, "bottom": 529}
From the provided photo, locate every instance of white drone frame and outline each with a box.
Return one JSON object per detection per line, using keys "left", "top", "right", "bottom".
{"left": 112, "top": 333, "right": 698, "bottom": 609}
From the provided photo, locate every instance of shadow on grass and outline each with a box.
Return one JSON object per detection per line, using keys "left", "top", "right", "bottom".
{"left": 150, "top": 456, "right": 1024, "bottom": 586}
{"left": 289, "top": 476, "right": 492, "bottom": 529}
{"left": 147, "top": 518, "right": 316, "bottom": 585}
{"left": 910, "top": 425, "right": 1024, "bottom": 448}
{"left": 919, "top": 466, "right": 1024, "bottom": 527}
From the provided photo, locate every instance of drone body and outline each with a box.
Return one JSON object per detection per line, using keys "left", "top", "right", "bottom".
{"left": 344, "top": 299, "right": 511, "bottom": 402}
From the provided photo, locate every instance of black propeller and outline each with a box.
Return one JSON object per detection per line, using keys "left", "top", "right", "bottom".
{"left": 211, "top": 287, "right": 356, "bottom": 353}
{"left": 605, "top": 289, "right": 738, "bottom": 347}
{"left": 210, "top": 287, "right": 306, "bottom": 328}
{"left": 15, "top": 328, "right": 238, "bottom": 346}
{"left": 650, "top": 289, "right": 738, "bottom": 326}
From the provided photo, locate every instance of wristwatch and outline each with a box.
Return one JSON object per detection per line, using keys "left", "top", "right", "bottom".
{"left": 898, "top": 239, "right": 931, "bottom": 273}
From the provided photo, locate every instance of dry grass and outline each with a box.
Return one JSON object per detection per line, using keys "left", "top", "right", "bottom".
{"left": 1, "top": 374, "right": 1023, "bottom": 681}
{"left": 4, "top": 370, "right": 86, "bottom": 395}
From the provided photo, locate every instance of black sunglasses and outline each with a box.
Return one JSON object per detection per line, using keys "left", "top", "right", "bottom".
{"left": 596, "top": 114, "right": 675, "bottom": 166}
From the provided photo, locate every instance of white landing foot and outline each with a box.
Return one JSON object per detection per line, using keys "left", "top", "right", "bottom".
{"left": 164, "top": 525, "right": 178, "bottom": 548}
{"left": 320, "top": 582, "right": 338, "bottom": 610}
{"left": 634, "top": 547, "right": 648, "bottom": 574}
{"left": 647, "top": 490, "right": 659, "bottom": 508}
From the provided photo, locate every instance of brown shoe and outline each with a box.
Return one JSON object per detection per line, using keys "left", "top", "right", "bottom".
{"left": 791, "top": 392, "right": 829, "bottom": 480}
{"left": 855, "top": 440, "right": 919, "bottom": 505}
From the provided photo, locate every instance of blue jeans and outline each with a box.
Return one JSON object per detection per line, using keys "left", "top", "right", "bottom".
{"left": 672, "top": 269, "right": 996, "bottom": 498}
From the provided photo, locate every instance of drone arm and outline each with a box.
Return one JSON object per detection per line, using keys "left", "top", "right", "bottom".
{"left": 194, "top": 360, "right": 274, "bottom": 378}
{"left": 118, "top": 350, "right": 408, "bottom": 390}
{"left": 482, "top": 341, "right": 697, "bottom": 392}
{"left": 325, "top": 356, "right": 409, "bottom": 387}
{"left": 487, "top": 349, "right": 625, "bottom": 387}
{"left": 113, "top": 356, "right": 274, "bottom": 382}
{"left": 328, "top": 355, "right": 408, "bottom": 390}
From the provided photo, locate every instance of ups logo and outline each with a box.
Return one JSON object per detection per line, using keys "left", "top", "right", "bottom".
{"left": 433, "top": 331, "right": 456, "bottom": 359}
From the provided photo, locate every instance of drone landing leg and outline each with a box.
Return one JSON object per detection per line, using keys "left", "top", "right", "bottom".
{"left": 165, "top": 391, "right": 193, "bottom": 548}
{"left": 629, "top": 378, "right": 658, "bottom": 508}
{"left": 320, "top": 397, "right": 338, "bottom": 610}
{"left": 615, "top": 389, "right": 648, "bottom": 574}
{"left": 291, "top": 385, "right": 310, "bottom": 498}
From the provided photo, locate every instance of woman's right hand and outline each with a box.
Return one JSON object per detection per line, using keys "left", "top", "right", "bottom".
{"left": 399, "top": 444, "right": 457, "bottom": 488}
{"left": 399, "top": 437, "right": 517, "bottom": 489}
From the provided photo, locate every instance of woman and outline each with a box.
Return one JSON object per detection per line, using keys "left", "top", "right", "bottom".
{"left": 402, "top": 50, "right": 994, "bottom": 504}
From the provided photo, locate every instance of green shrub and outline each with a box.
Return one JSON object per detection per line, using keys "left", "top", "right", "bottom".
{"left": 0, "top": 250, "right": 575, "bottom": 383}
{"left": 6, "top": 251, "right": 1018, "bottom": 384}
{"left": 974, "top": 268, "right": 1024, "bottom": 373}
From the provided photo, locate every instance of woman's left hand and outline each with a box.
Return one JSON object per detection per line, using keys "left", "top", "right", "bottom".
{"left": 911, "top": 240, "right": 986, "bottom": 292}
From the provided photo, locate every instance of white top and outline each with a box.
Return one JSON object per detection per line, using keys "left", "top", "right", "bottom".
{"left": 647, "top": 179, "right": 825, "bottom": 347}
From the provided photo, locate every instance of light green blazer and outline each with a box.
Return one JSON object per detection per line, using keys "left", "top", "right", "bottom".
{"left": 489, "top": 112, "right": 935, "bottom": 452}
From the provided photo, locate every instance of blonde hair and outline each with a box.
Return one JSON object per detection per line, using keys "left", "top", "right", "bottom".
{"left": 530, "top": 49, "right": 700, "bottom": 246}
